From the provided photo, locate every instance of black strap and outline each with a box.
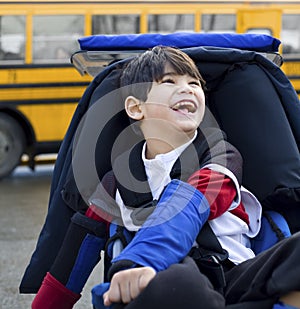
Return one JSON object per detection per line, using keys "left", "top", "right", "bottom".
{"left": 189, "top": 223, "right": 232, "bottom": 292}
{"left": 71, "top": 212, "right": 107, "bottom": 238}
{"left": 263, "top": 211, "right": 286, "bottom": 241}
{"left": 196, "top": 223, "right": 229, "bottom": 261}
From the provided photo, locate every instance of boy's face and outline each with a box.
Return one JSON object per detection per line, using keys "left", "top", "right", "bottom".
{"left": 140, "top": 63, "right": 205, "bottom": 138}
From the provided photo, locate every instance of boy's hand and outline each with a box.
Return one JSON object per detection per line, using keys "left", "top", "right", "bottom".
{"left": 103, "top": 267, "right": 156, "bottom": 306}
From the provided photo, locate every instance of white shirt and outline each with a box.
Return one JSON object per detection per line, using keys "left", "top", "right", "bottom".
{"left": 115, "top": 134, "right": 262, "bottom": 264}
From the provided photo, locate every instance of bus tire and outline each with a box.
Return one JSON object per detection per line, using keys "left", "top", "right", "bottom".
{"left": 0, "top": 113, "right": 26, "bottom": 179}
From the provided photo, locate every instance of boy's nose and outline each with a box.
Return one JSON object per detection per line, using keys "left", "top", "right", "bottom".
{"left": 178, "top": 83, "right": 194, "bottom": 94}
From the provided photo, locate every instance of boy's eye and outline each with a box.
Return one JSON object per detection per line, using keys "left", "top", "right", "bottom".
{"left": 189, "top": 80, "right": 201, "bottom": 86}
{"left": 161, "top": 78, "right": 175, "bottom": 84}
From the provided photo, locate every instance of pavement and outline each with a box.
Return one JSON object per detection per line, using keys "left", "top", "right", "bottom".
{"left": 0, "top": 165, "right": 103, "bottom": 309}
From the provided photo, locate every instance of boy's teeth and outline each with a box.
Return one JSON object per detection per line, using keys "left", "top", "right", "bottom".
{"left": 172, "top": 102, "right": 195, "bottom": 112}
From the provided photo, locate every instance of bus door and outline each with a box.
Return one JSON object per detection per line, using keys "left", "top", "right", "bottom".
{"left": 236, "top": 8, "right": 282, "bottom": 39}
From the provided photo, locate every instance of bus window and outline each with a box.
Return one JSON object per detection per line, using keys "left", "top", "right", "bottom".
{"left": 33, "top": 15, "right": 84, "bottom": 63}
{"left": 0, "top": 15, "right": 25, "bottom": 62}
{"left": 246, "top": 28, "right": 272, "bottom": 36}
{"left": 202, "top": 14, "right": 235, "bottom": 32}
{"left": 92, "top": 15, "right": 140, "bottom": 34}
{"left": 281, "top": 14, "right": 300, "bottom": 54}
{"left": 148, "top": 14, "right": 194, "bottom": 33}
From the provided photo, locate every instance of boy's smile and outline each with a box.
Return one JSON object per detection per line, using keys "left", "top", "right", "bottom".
{"left": 171, "top": 100, "right": 197, "bottom": 114}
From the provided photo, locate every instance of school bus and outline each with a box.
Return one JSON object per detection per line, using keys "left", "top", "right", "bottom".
{"left": 0, "top": 0, "right": 299, "bottom": 179}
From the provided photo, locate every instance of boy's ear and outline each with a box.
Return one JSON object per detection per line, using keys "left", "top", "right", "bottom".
{"left": 125, "top": 96, "right": 143, "bottom": 120}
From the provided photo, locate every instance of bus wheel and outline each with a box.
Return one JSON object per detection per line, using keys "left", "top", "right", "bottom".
{"left": 0, "top": 113, "right": 26, "bottom": 179}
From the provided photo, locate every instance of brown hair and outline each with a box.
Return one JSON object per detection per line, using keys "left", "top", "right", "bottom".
{"left": 120, "top": 46, "right": 206, "bottom": 101}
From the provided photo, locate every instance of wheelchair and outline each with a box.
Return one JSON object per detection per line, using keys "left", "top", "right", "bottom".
{"left": 21, "top": 32, "right": 300, "bottom": 309}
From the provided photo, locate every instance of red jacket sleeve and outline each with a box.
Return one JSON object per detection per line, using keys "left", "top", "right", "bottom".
{"left": 187, "top": 168, "right": 249, "bottom": 224}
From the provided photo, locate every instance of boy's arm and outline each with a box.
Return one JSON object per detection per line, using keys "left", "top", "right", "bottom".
{"left": 109, "top": 168, "right": 240, "bottom": 275}
{"left": 110, "top": 179, "right": 210, "bottom": 274}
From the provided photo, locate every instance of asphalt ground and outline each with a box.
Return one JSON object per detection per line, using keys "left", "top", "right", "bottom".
{"left": 0, "top": 165, "right": 103, "bottom": 309}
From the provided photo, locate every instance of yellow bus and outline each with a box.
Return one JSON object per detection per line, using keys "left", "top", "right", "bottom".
{"left": 0, "top": 0, "right": 299, "bottom": 178}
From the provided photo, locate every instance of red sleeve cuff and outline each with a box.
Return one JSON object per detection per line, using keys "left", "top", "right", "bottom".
{"left": 32, "top": 272, "right": 81, "bottom": 309}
